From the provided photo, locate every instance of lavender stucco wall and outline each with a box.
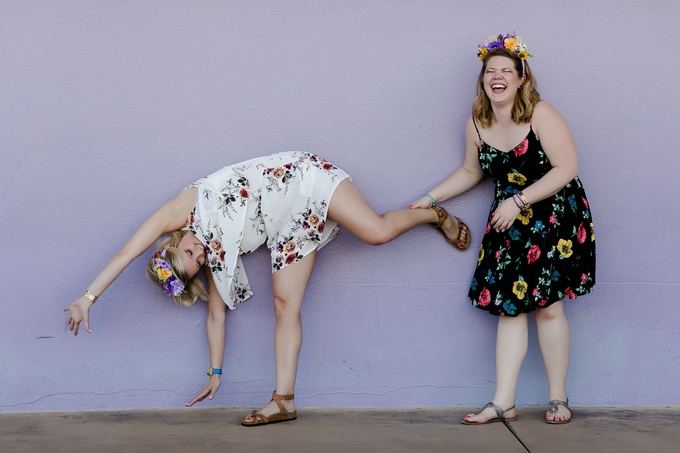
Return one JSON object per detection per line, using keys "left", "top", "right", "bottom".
{"left": 1, "top": 1, "right": 678, "bottom": 412}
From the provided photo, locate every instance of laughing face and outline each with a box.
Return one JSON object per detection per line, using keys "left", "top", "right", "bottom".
{"left": 482, "top": 55, "right": 526, "bottom": 106}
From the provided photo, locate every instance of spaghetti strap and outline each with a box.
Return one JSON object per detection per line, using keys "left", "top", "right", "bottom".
{"left": 529, "top": 116, "right": 539, "bottom": 141}
{"left": 472, "top": 117, "right": 482, "bottom": 141}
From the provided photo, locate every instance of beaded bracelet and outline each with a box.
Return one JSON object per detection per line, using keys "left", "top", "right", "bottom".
{"left": 207, "top": 367, "right": 222, "bottom": 376}
{"left": 424, "top": 193, "right": 437, "bottom": 207}
{"left": 512, "top": 194, "right": 525, "bottom": 211}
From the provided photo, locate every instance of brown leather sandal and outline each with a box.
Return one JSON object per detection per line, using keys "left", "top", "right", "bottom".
{"left": 430, "top": 205, "right": 471, "bottom": 250}
{"left": 241, "top": 391, "right": 297, "bottom": 427}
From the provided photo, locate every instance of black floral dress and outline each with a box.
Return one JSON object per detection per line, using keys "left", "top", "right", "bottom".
{"left": 468, "top": 120, "right": 596, "bottom": 316}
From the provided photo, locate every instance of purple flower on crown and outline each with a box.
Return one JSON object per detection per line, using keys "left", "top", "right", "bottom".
{"left": 152, "top": 250, "right": 186, "bottom": 297}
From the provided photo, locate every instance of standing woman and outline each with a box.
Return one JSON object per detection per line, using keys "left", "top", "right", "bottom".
{"left": 411, "top": 33, "right": 595, "bottom": 424}
{"left": 64, "top": 151, "right": 470, "bottom": 426}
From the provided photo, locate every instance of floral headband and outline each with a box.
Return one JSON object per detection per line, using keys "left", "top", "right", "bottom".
{"left": 477, "top": 33, "right": 533, "bottom": 62}
{"left": 152, "top": 249, "right": 185, "bottom": 297}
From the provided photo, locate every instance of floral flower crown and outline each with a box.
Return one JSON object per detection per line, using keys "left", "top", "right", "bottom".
{"left": 477, "top": 33, "right": 533, "bottom": 61}
{"left": 152, "top": 249, "right": 186, "bottom": 297}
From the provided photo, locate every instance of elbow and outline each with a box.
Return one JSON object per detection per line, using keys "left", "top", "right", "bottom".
{"left": 569, "top": 162, "right": 579, "bottom": 180}
{"left": 208, "top": 307, "right": 226, "bottom": 324}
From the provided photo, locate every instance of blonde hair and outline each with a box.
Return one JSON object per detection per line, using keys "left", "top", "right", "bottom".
{"left": 145, "top": 230, "right": 207, "bottom": 306}
{"left": 472, "top": 48, "right": 541, "bottom": 128}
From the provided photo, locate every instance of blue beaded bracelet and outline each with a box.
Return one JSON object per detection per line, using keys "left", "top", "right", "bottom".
{"left": 424, "top": 193, "right": 437, "bottom": 207}
{"left": 207, "top": 367, "right": 222, "bottom": 376}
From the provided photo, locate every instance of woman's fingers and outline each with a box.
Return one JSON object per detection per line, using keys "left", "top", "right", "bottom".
{"left": 186, "top": 388, "right": 209, "bottom": 407}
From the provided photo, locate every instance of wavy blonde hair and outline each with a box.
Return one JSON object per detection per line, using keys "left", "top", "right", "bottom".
{"left": 472, "top": 48, "right": 541, "bottom": 128}
{"left": 145, "top": 230, "right": 207, "bottom": 306}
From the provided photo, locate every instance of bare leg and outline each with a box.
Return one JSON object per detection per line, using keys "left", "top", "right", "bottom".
{"left": 463, "top": 314, "right": 528, "bottom": 423}
{"left": 327, "top": 179, "right": 466, "bottom": 245}
{"left": 535, "top": 300, "right": 571, "bottom": 422}
{"left": 241, "top": 251, "right": 317, "bottom": 422}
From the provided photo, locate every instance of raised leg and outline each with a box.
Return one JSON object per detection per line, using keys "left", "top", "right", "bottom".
{"left": 535, "top": 300, "right": 572, "bottom": 422}
{"left": 463, "top": 314, "right": 528, "bottom": 423}
{"left": 241, "top": 251, "right": 317, "bottom": 422}
{"left": 327, "top": 179, "right": 466, "bottom": 245}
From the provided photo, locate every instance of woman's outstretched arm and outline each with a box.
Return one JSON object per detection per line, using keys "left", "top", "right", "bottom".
{"left": 410, "top": 116, "right": 485, "bottom": 208}
{"left": 64, "top": 188, "right": 197, "bottom": 335}
{"left": 186, "top": 270, "right": 227, "bottom": 406}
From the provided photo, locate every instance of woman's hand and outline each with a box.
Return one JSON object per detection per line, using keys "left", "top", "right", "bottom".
{"left": 63, "top": 297, "right": 94, "bottom": 335}
{"left": 408, "top": 196, "right": 434, "bottom": 209}
{"left": 185, "top": 375, "right": 222, "bottom": 407}
{"left": 490, "top": 198, "right": 521, "bottom": 232}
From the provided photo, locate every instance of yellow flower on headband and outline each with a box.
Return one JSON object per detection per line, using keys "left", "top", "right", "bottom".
{"left": 478, "top": 48, "right": 489, "bottom": 60}
{"left": 504, "top": 37, "right": 518, "bottom": 51}
{"left": 157, "top": 268, "right": 172, "bottom": 281}
{"left": 517, "top": 51, "right": 528, "bottom": 60}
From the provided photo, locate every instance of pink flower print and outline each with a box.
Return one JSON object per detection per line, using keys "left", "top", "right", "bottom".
{"left": 564, "top": 287, "right": 576, "bottom": 299}
{"left": 272, "top": 167, "right": 285, "bottom": 179}
{"left": 308, "top": 213, "right": 320, "bottom": 226}
{"left": 512, "top": 138, "right": 529, "bottom": 157}
{"left": 219, "top": 250, "right": 226, "bottom": 262}
{"left": 495, "top": 250, "right": 501, "bottom": 259}
{"left": 580, "top": 273, "right": 588, "bottom": 282}
{"left": 538, "top": 300, "right": 547, "bottom": 307}
{"left": 323, "top": 163, "right": 333, "bottom": 171}
{"left": 532, "top": 288, "right": 539, "bottom": 297}
{"left": 317, "top": 222, "right": 325, "bottom": 234}
{"left": 485, "top": 222, "right": 491, "bottom": 234}
{"left": 285, "top": 253, "right": 298, "bottom": 265}
{"left": 549, "top": 215, "right": 557, "bottom": 224}
{"left": 210, "top": 238, "right": 222, "bottom": 253}
{"left": 478, "top": 287, "right": 491, "bottom": 306}
{"left": 284, "top": 241, "right": 297, "bottom": 254}
{"left": 239, "top": 188, "right": 249, "bottom": 198}
{"left": 577, "top": 223, "right": 586, "bottom": 244}
{"left": 582, "top": 197, "right": 589, "bottom": 209}
{"left": 527, "top": 244, "right": 541, "bottom": 264}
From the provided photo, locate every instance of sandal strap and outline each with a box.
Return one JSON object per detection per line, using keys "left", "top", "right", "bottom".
{"left": 430, "top": 205, "right": 448, "bottom": 228}
{"left": 548, "top": 399, "right": 573, "bottom": 417}
{"left": 474, "top": 402, "right": 515, "bottom": 420}
{"left": 271, "top": 391, "right": 294, "bottom": 417}
{"left": 248, "top": 410, "right": 268, "bottom": 423}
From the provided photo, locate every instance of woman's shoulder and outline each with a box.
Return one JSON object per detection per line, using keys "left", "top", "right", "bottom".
{"left": 532, "top": 101, "right": 568, "bottom": 130}
{"left": 532, "top": 100, "right": 564, "bottom": 121}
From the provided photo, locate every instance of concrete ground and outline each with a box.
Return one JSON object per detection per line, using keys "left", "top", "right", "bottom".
{"left": 2, "top": 406, "right": 679, "bottom": 453}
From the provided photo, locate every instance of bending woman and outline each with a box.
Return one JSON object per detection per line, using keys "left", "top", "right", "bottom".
{"left": 411, "top": 34, "right": 595, "bottom": 424}
{"left": 64, "top": 151, "right": 470, "bottom": 426}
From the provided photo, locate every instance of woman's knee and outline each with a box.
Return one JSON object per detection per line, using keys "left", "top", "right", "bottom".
{"left": 273, "top": 295, "right": 302, "bottom": 320}
{"left": 535, "top": 301, "right": 565, "bottom": 322}
{"left": 356, "top": 221, "right": 394, "bottom": 246}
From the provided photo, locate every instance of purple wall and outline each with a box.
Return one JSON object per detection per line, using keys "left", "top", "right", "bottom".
{"left": 1, "top": 1, "right": 678, "bottom": 412}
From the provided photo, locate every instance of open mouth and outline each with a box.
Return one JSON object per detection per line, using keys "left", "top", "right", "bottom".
{"left": 491, "top": 83, "right": 507, "bottom": 94}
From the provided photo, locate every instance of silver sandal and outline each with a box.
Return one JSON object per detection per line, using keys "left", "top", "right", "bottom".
{"left": 546, "top": 398, "right": 573, "bottom": 424}
{"left": 461, "top": 401, "right": 516, "bottom": 425}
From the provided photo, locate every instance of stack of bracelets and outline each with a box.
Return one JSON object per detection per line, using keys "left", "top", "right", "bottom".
{"left": 512, "top": 191, "right": 531, "bottom": 212}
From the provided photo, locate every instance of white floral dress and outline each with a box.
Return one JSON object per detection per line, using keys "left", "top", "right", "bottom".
{"left": 183, "top": 152, "right": 350, "bottom": 309}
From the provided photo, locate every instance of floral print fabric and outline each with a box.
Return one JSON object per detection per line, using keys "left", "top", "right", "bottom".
{"left": 183, "top": 152, "right": 350, "bottom": 309}
{"left": 468, "top": 126, "right": 596, "bottom": 316}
